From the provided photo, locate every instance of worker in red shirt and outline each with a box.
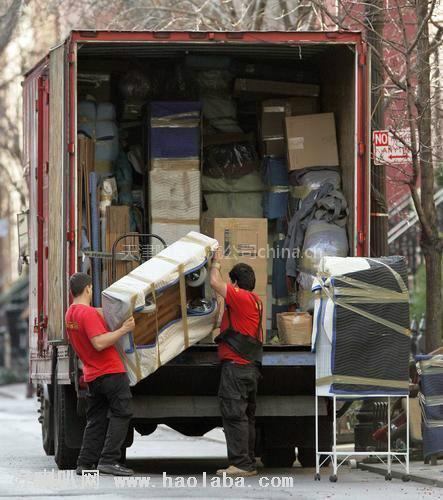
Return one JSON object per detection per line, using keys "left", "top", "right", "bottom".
{"left": 210, "top": 249, "right": 263, "bottom": 477}
{"left": 65, "top": 272, "right": 135, "bottom": 477}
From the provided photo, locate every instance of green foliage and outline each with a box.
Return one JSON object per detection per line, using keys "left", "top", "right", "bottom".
{"left": 411, "top": 262, "right": 443, "bottom": 321}
{"left": 411, "top": 264, "right": 427, "bottom": 320}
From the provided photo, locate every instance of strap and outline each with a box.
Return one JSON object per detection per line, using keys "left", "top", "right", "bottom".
{"left": 150, "top": 284, "right": 162, "bottom": 368}
{"left": 178, "top": 264, "right": 190, "bottom": 349}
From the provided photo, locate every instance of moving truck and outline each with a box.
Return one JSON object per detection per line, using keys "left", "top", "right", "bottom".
{"left": 21, "top": 30, "right": 371, "bottom": 470}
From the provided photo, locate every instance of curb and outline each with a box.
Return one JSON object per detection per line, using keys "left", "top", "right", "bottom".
{"left": 358, "top": 462, "right": 443, "bottom": 488}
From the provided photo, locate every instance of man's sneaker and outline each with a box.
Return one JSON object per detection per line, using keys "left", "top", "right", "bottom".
{"left": 216, "top": 465, "right": 258, "bottom": 477}
{"left": 76, "top": 464, "right": 96, "bottom": 476}
{"left": 98, "top": 463, "right": 134, "bottom": 476}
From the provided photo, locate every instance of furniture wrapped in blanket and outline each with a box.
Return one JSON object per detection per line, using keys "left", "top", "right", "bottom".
{"left": 102, "top": 232, "right": 219, "bottom": 385}
{"left": 416, "top": 355, "right": 443, "bottom": 459}
{"left": 150, "top": 101, "right": 201, "bottom": 170}
{"left": 312, "top": 256, "right": 411, "bottom": 396}
{"left": 263, "top": 157, "right": 288, "bottom": 219}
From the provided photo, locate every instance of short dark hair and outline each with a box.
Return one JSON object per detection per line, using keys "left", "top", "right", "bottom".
{"left": 229, "top": 263, "right": 256, "bottom": 291}
{"left": 69, "top": 272, "right": 92, "bottom": 297}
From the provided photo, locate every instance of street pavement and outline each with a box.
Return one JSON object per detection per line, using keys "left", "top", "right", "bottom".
{"left": 0, "top": 384, "right": 441, "bottom": 499}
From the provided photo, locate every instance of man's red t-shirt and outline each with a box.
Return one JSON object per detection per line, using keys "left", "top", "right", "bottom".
{"left": 65, "top": 304, "right": 125, "bottom": 382}
{"left": 218, "top": 283, "right": 263, "bottom": 365}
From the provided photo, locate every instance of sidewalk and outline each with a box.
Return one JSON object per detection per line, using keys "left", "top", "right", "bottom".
{"left": 359, "top": 461, "right": 443, "bottom": 488}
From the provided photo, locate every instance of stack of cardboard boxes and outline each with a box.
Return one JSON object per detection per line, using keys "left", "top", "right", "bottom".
{"left": 149, "top": 102, "right": 202, "bottom": 245}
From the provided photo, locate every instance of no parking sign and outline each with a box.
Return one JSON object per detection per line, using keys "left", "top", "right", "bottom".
{"left": 372, "top": 129, "right": 412, "bottom": 165}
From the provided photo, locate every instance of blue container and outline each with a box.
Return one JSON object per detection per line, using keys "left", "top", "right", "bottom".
{"left": 150, "top": 101, "right": 201, "bottom": 159}
{"left": 263, "top": 157, "right": 288, "bottom": 219}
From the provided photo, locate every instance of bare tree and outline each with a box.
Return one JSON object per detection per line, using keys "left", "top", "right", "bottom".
{"left": 311, "top": 0, "right": 443, "bottom": 351}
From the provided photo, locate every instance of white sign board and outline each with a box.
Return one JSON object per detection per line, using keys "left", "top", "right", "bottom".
{"left": 373, "top": 129, "right": 412, "bottom": 165}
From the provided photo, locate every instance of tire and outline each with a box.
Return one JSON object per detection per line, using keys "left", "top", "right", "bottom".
{"left": 39, "top": 384, "right": 54, "bottom": 456}
{"left": 261, "top": 447, "right": 296, "bottom": 468}
{"left": 54, "top": 385, "right": 80, "bottom": 470}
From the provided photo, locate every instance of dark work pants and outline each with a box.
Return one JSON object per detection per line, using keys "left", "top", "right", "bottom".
{"left": 218, "top": 362, "right": 260, "bottom": 472}
{"left": 77, "top": 373, "right": 132, "bottom": 467}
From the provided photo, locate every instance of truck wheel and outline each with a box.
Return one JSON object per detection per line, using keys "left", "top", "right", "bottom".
{"left": 54, "top": 385, "right": 80, "bottom": 470}
{"left": 261, "top": 447, "right": 296, "bottom": 468}
{"left": 39, "top": 384, "right": 54, "bottom": 455}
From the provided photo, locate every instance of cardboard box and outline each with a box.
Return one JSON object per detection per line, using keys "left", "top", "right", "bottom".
{"left": 202, "top": 218, "right": 268, "bottom": 295}
{"left": 285, "top": 113, "right": 339, "bottom": 170}
{"left": 234, "top": 79, "right": 320, "bottom": 98}
{"left": 261, "top": 97, "right": 319, "bottom": 140}
{"left": 263, "top": 138, "right": 286, "bottom": 157}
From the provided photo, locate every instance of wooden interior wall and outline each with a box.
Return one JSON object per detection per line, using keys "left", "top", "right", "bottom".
{"left": 319, "top": 46, "right": 356, "bottom": 254}
{"left": 47, "top": 44, "right": 66, "bottom": 340}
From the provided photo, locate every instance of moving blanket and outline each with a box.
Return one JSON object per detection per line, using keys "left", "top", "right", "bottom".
{"left": 416, "top": 355, "right": 443, "bottom": 458}
{"left": 102, "top": 232, "right": 218, "bottom": 385}
{"left": 313, "top": 256, "right": 411, "bottom": 396}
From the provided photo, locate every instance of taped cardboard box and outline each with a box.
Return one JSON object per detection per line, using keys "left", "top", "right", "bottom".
{"left": 150, "top": 168, "right": 201, "bottom": 222}
{"left": 234, "top": 79, "right": 320, "bottom": 98}
{"left": 202, "top": 217, "right": 268, "bottom": 295}
{"left": 285, "top": 113, "right": 339, "bottom": 170}
{"left": 261, "top": 97, "right": 320, "bottom": 140}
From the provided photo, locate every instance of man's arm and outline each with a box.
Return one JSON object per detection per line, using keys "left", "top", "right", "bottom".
{"left": 90, "top": 316, "right": 135, "bottom": 351}
{"left": 209, "top": 247, "right": 227, "bottom": 298}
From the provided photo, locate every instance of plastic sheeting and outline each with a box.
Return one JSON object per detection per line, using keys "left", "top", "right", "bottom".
{"left": 202, "top": 171, "right": 264, "bottom": 193}
{"left": 102, "top": 232, "right": 219, "bottom": 385}
{"left": 202, "top": 97, "right": 242, "bottom": 133}
{"left": 300, "top": 220, "right": 349, "bottom": 275}
{"left": 203, "top": 192, "right": 263, "bottom": 218}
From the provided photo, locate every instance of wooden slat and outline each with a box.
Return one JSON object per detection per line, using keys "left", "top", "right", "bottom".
{"left": 47, "top": 44, "right": 66, "bottom": 341}
{"left": 132, "top": 284, "right": 201, "bottom": 347}
{"left": 105, "top": 205, "right": 139, "bottom": 286}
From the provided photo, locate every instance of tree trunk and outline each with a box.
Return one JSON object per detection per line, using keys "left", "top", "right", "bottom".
{"left": 423, "top": 243, "right": 442, "bottom": 352}
{"left": 366, "top": 0, "right": 388, "bottom": 257}
{"left": 415, "top": 0, "right": 442, "bottom": 351}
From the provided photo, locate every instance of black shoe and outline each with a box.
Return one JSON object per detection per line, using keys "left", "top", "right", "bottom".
{"left": 76, "top": 464, "right": 96, "bottom": 476}
{"left": 98, "top": 463, "right": 134, "bottom": 476}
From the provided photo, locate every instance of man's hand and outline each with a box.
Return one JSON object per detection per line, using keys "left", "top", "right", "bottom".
{"left": 90, "top": 315, "right": 135, "bottom": 351}
{"left": 212, "top": 246, "right": 223, "bottom": 263}
{"left": 121, "top": 316, "right": 135, "bottom": 334}
{"left": 210, "top": 246, "right": 227, "bottom": 298}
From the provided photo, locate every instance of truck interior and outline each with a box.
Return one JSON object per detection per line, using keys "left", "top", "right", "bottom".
{"left": 75, "top": 41, "right": 357, "bottom": 347}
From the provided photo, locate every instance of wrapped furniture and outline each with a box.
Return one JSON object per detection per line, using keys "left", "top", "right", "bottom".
{"left": 102, "top": 232, "right": 218, "bottom": 385}
{"left": 312, "top": 256, "right": 411, "bottom": 482}
{"left": 416, "top": 355, "right": 443, "bottom": 461}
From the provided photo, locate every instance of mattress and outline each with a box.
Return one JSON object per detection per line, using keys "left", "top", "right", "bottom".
{"left": 102, "top": 232, "right": 219, "bottom": 385}
{"left": 312, "top": 256, "right": 411, "bottom": 395}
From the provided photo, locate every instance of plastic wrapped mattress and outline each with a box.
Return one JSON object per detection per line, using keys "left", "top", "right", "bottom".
{"left": 313, "top": 256, "right": 411, "bottom": 396}
{"left": 102, "top": 232, "right": 219, "bottom": 385}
